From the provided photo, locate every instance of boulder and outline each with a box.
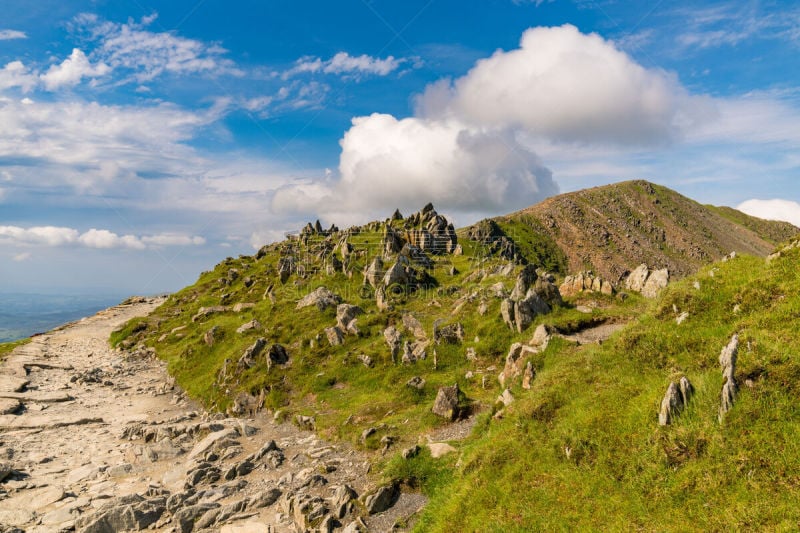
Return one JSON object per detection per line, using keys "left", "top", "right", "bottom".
{"left": 237, "top": 338, "right": 267, "bottom": 370}
{"left": 510, "top": 265, "right": 538, "bottom": 301}
{"left": 435, "top": 322, "right": 464, "bottom": 345}
{"left": 336, "top": 304, "right": 363, "bottom": 332}
{"left": 522, "top": 361, "right": 535, "bottom": 389}
{"left": 384, "top": 326, "right": 402, "bottom": 362}
{"left": 267, "top": 343, "right": 288, "bottom": 368}
{"left": 625, "top": 264, "right": 650, "bottom": 292}
{"left": 330, "top": 484, "right": 358, "bottom": 519}
{"left": 363, "top": 484, "right": 399, "bottom": 515}
{"left": 500, "top": 298, "right": 516, "bottom": 330}
{"left": 236, "top": 319, "right": 262, "bottom": 334}
{"left": 203, "top": 325, "right": 221, "bottom": 346}
{"left": 383, "top": 261, "right": 409, "bottom": 288}
{"left": 363, "top": 257, "right": 385, "bottom": 288}
{"left": 325, "top": 326, "right": 345, "bottom": 347}
{"left": 296, "top": 287, "right": 342, "bottom": 311}
{"left": 432, "top": 384, "right": 460, "bottom": 420}
{"left": 402, "top": 313, "right": 426, "bottom": 339}
{"left": 406, "top": 376, "right": 425, "bottom": 390}
{"left": 75, "top": 494, "right": 166, "bottom": 533}
{"left": 658, "top": 377, "right": 694, "bottom": 426}
{"left": 641, "top": 268, "right": 669, "bottom": 298}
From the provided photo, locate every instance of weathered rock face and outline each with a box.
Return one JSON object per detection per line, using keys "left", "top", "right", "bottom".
{"left": 511, "top": 265, "right": 538, "bottom": 301}
{"left": 719, "top": 334, "right": 739, "bottom": 420}
{"left": 402, "top": 313, "right": 426, "bottom": 339}
{"left": 559, "top": 271, "right": 614, "bottom": 297}
{"left": 363, "top": 484, "right": 399, "bottom": 515}
{"left": 363, "top": 257, "right": 385, "bottom": 289}
{"left": 75, "top": 494, "right": 166, "bottom": 533}
{"left": 296, "top": 287, "right": 342, "bottom": 311}
{"left": 499, "top": 266, "right": 559, "bottom": 332}
{"left": 432, "top": 384, "right": 460, "bottom": 420}
{"left": 435, "top": 322, "right": 464, "bottom": 345}
{"left": 238, "top": 338, "right": 267, "bottom": 370}
{"left": 336, "top": 304, "right": 363, "bottom": 334}
{"left": 266, "top": 344, "right": 289, "bottom": 368}
{"left": 624, "top": 264, "right": 669, "bottom": 298}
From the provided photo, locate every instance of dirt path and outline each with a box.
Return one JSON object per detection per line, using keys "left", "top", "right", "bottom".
{"left": 0, "top": 299, "right": 424, "bottom": 532}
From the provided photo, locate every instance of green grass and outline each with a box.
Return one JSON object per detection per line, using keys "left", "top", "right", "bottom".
{"left": 0, "top": 337, "right": 30, "bottom": 359}
{"left": 110, "top": 211, "right": 800, "bottom": 530}
{"left": 415, "top": 248, "right": 800, "bottom": 531}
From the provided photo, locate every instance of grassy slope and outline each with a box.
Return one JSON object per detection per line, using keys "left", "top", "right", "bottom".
{"left": 417, "top": 246, "right": 800, "bottom": 532}
{"left": 0, "top": 337, "right": 30, "bottom": 360}
{"left": 707, "top": 205, "right": 800, "bottom": 245}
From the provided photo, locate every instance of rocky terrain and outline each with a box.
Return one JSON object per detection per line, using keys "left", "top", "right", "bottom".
{"left": 0, "top": 299, "right": 424, "bottom": 532}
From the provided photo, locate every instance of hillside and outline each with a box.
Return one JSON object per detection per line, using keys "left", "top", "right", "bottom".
{"left": 498, "top": 180, "right": 798, "bottom": 283}
{"left": 106, "top": 183, "right": 800, "bottom": 531}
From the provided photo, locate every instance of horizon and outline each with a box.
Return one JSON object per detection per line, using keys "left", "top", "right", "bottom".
{"left": 1, "top": 0, "right": 800, "bottom": 295}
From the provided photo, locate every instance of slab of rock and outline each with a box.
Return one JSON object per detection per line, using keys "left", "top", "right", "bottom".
{"left": 427, "top": 442, "right": 457, "bottom": 458}
{"left": 296, "top": 286, "right": 342, "bottom": 311}
{"left": 0, "top": 398, "right": 20, "bottom": 415}
{"left": 236, "top": 319, "right": 262, "bottom": 334}
{"left": 0, "top": 508, "right": 34, "bottom": 527}
{"left": 363, "top": 484, "right": 399, "bottom": 515}
{"left": 432, "top": 384, "right": 460, "bottom": 420}
{"left": 0, "top": 375, "right": 28, "bottom": 393}
{"left": 642, "top": 268, "right": 669, "bottom": 298}
{"left": 76, "top": 494, "right": 166, "bottom": 533}
{"left": 188, "top": 428, "right": 239, "bottom": 460}
{"left": 325, "top": 326, "right": 345, "bottom": 347}
{"left": 0, "top": 414, "right": 103, "bottom": 430}
{"left": 0, "top": 391, "right": 73, "bottom": 402}
{"left": 336, "top": 304, "right": 364, "bottom": 332}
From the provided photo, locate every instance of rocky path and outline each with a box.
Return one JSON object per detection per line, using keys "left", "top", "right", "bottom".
{"left": 0, "top": 299, "right": 421, "bottom": 533}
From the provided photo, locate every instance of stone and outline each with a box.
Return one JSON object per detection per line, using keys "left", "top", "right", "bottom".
{"left": 247, "top": 488, "right": 282, "bottom": 509}
{"left": 499, "top": 343, "right": 524, "bottom": 387}
{"left": 358, "top": 354, "right": 373, "bottom": 367}
{"left": 500, "top": 298, "right": 516, "bottom": 330}
{"left": 296, "top": 415, "right": 316, "bottom": 431}
{"left": 232, "top": 302, "right": 256, "bottom": 313}
{"left": 625, "top": 264, "right": 650, "bottom": 292}
{"left": 0, "top": 461, "right": 12, "bottom": 482}
{"left": 324, "top": 326, "right": 345, "bottom": 347}
{"left": 427, "top": 442, "right": 457, "bottom": 458}
{"left": 188, "top": 428, "right": 239, "bottom": 460}
{"left": 331, "top": 484, "right": 357, "bottom": 519}
{"left": 375, "top": 285, "right": 389, "bottom": 311}
{"left": 530, "top": 324, "right": 551, "bottom": 348}
{"left": 515, "top": 294, "right": 549, "bottom": 332}
{"left": 336, "top": 304, "right": 363, "bottom": 330}
{"left": 406, "top": 376, "right": 425, "bottom": 390}
{"left": 402, "top": 445, "right": 421, "bottom": 459}
{"left": 658, "top": 382, "right": 683, "bottom": 426}
{"left": 296, "top": 287, "right": 342, "bottom": 311}
{"left": 522, "top": 361, "right": 535, "bottom": 390}
{"left": 0, "top": 376, "right": 28, "bottom": 393}
{"left": 342, "top": 517, "right": 369, "bottom": 533}
{"left": 175, "top": 502, "right": 220, "bottom": 533}
{"left": 75, "top": 494, "right": 166, "bottom": 533}
{"left": 363, "top": 257, "right": 385, "bottom": 288}
{"left": 236, "top": 319, "right": 262, "bottom": 334}
{"left": 384, "top": 326, "right": 402, "bottom": 362}
{"left": 203, "top": 325, "right": 221, "bottom": 347}
{"left": 401, "top": 341, "right": 415, "bottom": 364}
{"left": 432, "top": 384, "right": 460, "bottom": 420}
{"left": 383, "top": 261, "right": 409, "bottom": 288}
{"left": 0, "top": 398, "right": 20, "bottom": 415}
{"left": 0, "top": 509, "right": 34, "bottom": 527}
{"left": 267, "top": 343, "right": 289, "bottom": 367}
{"left": 402, "top": 313, "right": 426, "bottom": 339}
{"left": 719, "top": 334, "right": 739, "bottom": 420}
{"left": 435, "top": 322, "right": 464, "bottom": 345}
{"left": 238, "top": 338, "right": 267, "bottom": 369}
{"left": 676, "top": 312, "right": 689, "bottom": 324}
{"left": 641, "top": 268, "right": 669, "bottom": 298}
{"left": 511, "top": 264, "right": 538, "bottom": 300}
{"left": 363, "top": 484, "right": 398, "bottom": 515}
{"left": 498, "top": 388, "right": 514, "bottom": 406}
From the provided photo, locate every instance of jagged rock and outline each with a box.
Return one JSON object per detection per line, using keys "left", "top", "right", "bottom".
{"left": 296, "top": 287, "right": 342, "bottom": 311}
{"left": 0, "top": 462, "right": 13, "bottom": 482}
{"left": 406, "top": 376, "right": 425, "bottom": 390}
{"left": 500, "top": 298, "right": 516, "bottom": 330}
{"left": 402, "top": 313, "right": 426, "bottom": 339}
{"left": 625, "top": 264, "right": 650, "bottom": 292}
{"left": 236, "top": 319, "right": 262, "bottom": 334}
{"left": 331, "top": 484, "right": 358, "bottom": 519}
{"left": 432, "top": 384, "right": 460, "bottom": 420}
{"left": 401, "top": 340, "right": 415, "bottom": 364}
{"left": 296, "top": 415, "right": 316, "bottom": 431}
{"left": 267, "top": 343, "right": 289, "bottom": 368}
{"left": 291, "top": 494, "right": 329, "bottom": 530}
{"left": 402, "top": 445, "right": 421, "bottom": 459}
{"left": 498, "top": 388, "right": 514, "bottom": 406}
{"left": 533, "top": 277, "right": 565, "bottom": 305}
{"left": 511, "top": 264, "right": 538, "bottom": 301}
{"left": 515, "top": 294, "right": 549, "bottom": 333}
{"left": 364, "top": 257, "right": 385, "bottom": 288}
{"left": 232, "top": 302, "right": 255, "bottom": 313}
{"left": 384, "top": 326, "right": 402, "bottom": 362}
{"left": 325, "top": 326, "right": 345, "bottom": 346}
{"left": 435, "top": 322, "right": 464, "bottom": 345}
{"left": 192, "top": 306, "right": 229, "bottom": 322}
{"left": 642, "top": 268, "right": 669, "bottom": 298}
{"left": 203, "top": 325, "right": 221, "bottom": 347}
{"left": 363, "top": 484, "right": 399, "bottom": 515}
{"left": 478, "top": 300, "right": 488, "bottom": 315}
{"left": 530, "top": 324, "right": 551, "bottom": 348}
{"left": 75, "top": 494, "right": 166, "bottom": 533}
{"left": 375, "top": 284, "right": 389, "bottom": 311}
{"left": 659, "top": 376, "right": 694, "bottom": 425}
{"left": 499, "top": 343, "right": 524, "bottom": 387}
{"left": 188, "top": 428, "right": 239, "bottom": 460}
{"left": 559, "top": 271, "right": 613, "bottom": 297}
{"left": 358, "top": 354, "right": 373, "bottom": 367}
{"left": 383, "top": 226, "right": 404, "bottom": 255}
{"left": 522, "top": 361, "right": 535, "bottom": 390}
{"left": 336, "top": 304, "right": 363, "bottom": 332}
{"left": 383, "top": 261, "right": 409, "bottom": 288}
{"left": 278, "top": 256, "right": 295, "bottom": 283}
{"left": 719, "top": 334, "right": 739, "bottom": 420}
{"left": 175, "top": 502, "right": 220, "bottom": 532}
{"left": 238, "top": 338, "right": 267, "bottom": 370}
{"left": 679, "top": 376, "right": 694, "bottom": 405}
{"left": 247, "top": 488, "right": 282, "bottom": 509}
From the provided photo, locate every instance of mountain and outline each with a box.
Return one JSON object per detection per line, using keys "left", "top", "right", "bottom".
{"left": 494, "top": 180, "right": 798, "bottom": 283}
{"left": 103, "top": 181, "right": 800, "bottom": 531}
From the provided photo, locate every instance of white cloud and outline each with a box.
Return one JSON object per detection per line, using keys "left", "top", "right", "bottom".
{"left": 0, "top": 61, "right": 37, "bottom": 92}
{"left": 273, "top": 113, "right": 558, "bottom": 222}
{"left": 78, "top": 228, "right": 145, "bottom": 249}
{"left": 70, "top": 13, "right": 241, "bottom": 83}
{"left": 416, "top": 24, "right": 715, "bottom": 146}
{"left": 40, "top": 48, "right": 111, "bottom": 90}
{"left": 0, "top": 30, "right": 27, "bottom": 41}
{"left": 0, "top": 225, "right": 209, "bottom": 250}
{"left": 141, "top": 233, "right": 206, "bottom": 246}
{"left": 737, "top": 199, "right": 800, "bottom": 227}
{"left": 12, "top": 252, "right": 31, "bottom": 262}
{"left": 0, "top": 226, "right": 79, "bottom": 246}
{"left": 284, "top": 52, "right": 407, "bottom": 80}
{"left": 243, "top": 80, "right": 329, "bottom": 117}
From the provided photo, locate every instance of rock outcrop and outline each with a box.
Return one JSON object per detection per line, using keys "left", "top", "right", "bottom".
{"left": 559, "top": 271, "right": 614, "bottom": 297}
{"left": 624, "top": 264, "right": 669, "bottom": 298}
{"left": 718, "top": 334, "right": 739, "bottom": 420}
{"left": 658, "top": 376, "right": 694, "bottom": 426}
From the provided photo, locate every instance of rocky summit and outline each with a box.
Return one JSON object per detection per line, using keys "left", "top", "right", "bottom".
{"left": 2, "top": 183, "right": 800, "bottom": 532}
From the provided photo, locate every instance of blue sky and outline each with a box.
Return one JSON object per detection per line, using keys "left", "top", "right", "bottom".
{"left": 1, "top": 0, "right": 799, "bottom": 295}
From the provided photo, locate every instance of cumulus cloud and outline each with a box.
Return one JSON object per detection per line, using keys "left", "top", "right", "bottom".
{"left": 0, "top": 30, "right": 26, "bottom": 40}
{"left": 0, "top": 225, "right": 208, "bottom": 250}
{"left": 40, "top": 49, "right": 112, "bottom": 90}
{"left": 284, "top": 52, "right": 409, "bottom": 80}
{"left": 70, "top": 13, "right": 241, "bottom": 83}
{"left": 272, "top": 113, "right": 557, "bottom": 222}
{"left": 416, "top": 24, "right": 715, "bottom": 145}
{"left": 0, "top": 61, "right": 37, "bottom": 92}
{"left": 737, "top": 199, "right": 800, "bottom": 227}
